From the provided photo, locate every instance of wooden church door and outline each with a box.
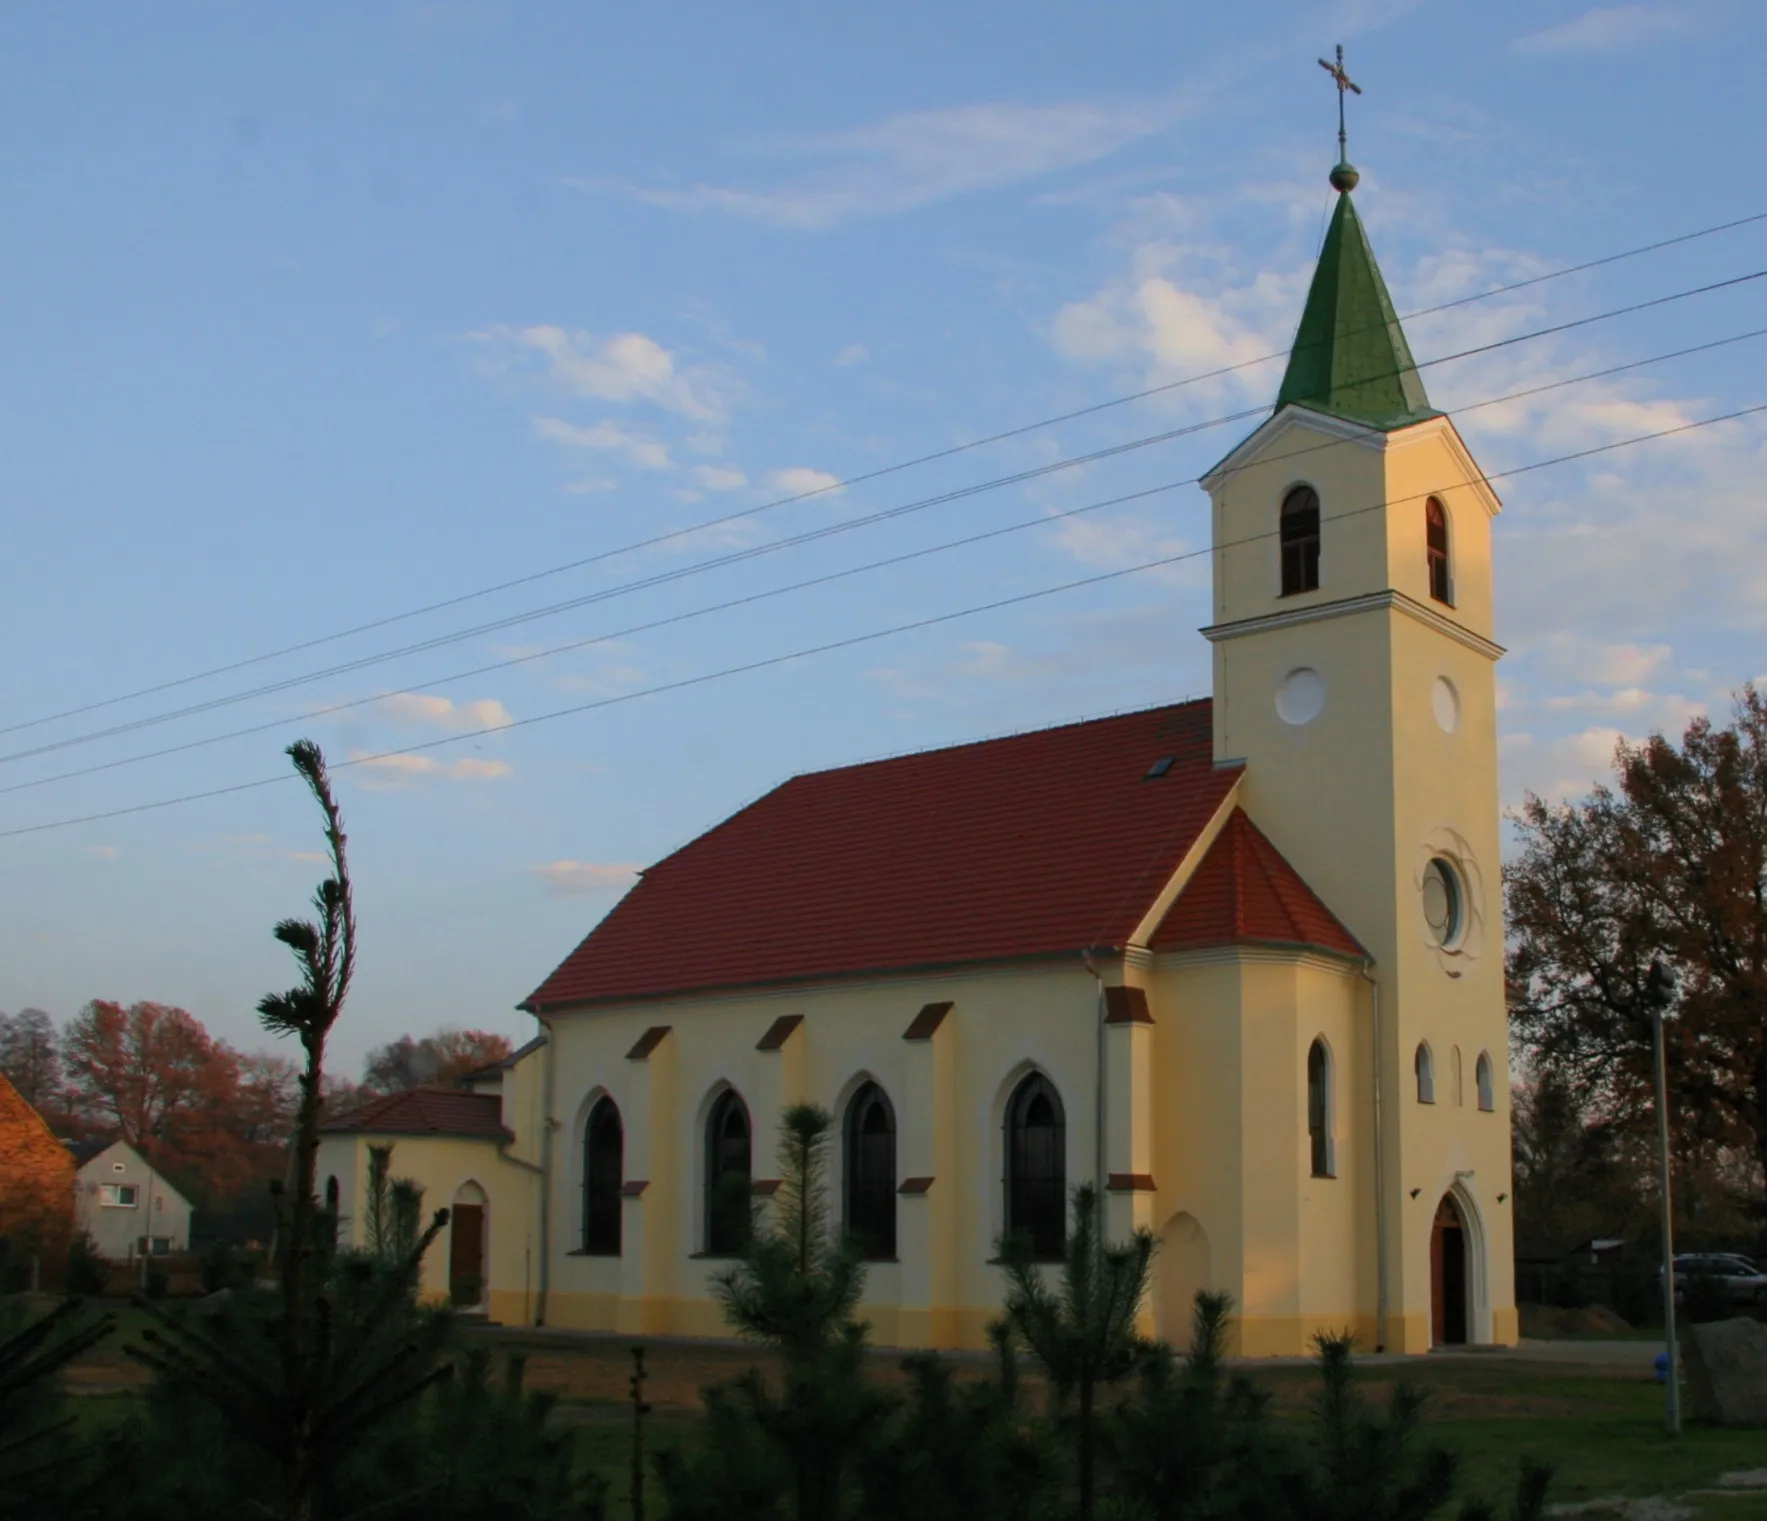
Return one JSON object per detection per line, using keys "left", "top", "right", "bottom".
{"left": 1429, "top": 1195, "right": 1467, "bottom": 1346}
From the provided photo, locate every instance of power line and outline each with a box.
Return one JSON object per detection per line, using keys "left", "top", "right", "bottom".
{"left": 7, "top": 396, "right": 1762, "bottom": 840}
{"left": 9, "top": 207, "right": 1766, "bottom": 740}
{"left": 9, "top": 324, "right": 1765, "bottom": 798}
{"left": 10, "top": 266, "right": 1765, "bottom": 769}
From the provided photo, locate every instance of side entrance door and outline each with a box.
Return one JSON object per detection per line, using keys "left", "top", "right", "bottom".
{"left": 1430, "top": 1195, "right": 1468, "bottom": 1346}
{"left": 449, "top": 1203, "right": 485, "bottom": 1308}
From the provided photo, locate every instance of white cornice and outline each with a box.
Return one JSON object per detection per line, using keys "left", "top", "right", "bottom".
{"left": 1200, "top": 588, "right": 1505, "bottom": 662}
{"left": 1154, "top": 945, "right": 1363, "bottom": 976}
{"left": 1200, "top": 407, "right": 1382, "bottom": 492}
{"left": 1200, "top": 408, "right": 1503, "bottom": 522}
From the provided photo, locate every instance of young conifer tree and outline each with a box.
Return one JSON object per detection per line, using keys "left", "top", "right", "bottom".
{"left": 127, "top": 741, "right": 452, "bottom": 1521}
{"left": 998, "top": 1181, "right": 1156, "bottom": 1521}
{"left": 659, "top": 1103, "right": 891, "bottom": 1521}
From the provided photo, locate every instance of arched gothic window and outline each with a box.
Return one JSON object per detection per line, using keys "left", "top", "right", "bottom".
{"left": 1415, "top": 1043, "right": 1436, "bottom": 1104}
{"left": 1450, "top": 1046, "right": 1464, "bottom": 1107}
{"left": 1307, "top": 1039, "right": 1335, "bottom": 1178}
{"left": 582, "top": 1097, "right": 623, "bottom": 1255}
{"left": 1476, "top": 1052, "right": 1495, "bottom": 1113}
{"left": 844, "top": 1082, "right": 897, "bottom": 1259}
{"left": 1005, "top": 1073, "right": 1066, "bottom": 1260}
{"left": 1281, "top": 485, "right": 1322, "bottom": 596}
{"left": 1426, "top": 497, "right": 1452, "bottom": 604}
{"left": 705, "top": 1089, "right": 752, "bottom": 1256}
{"left": 323, "top": 1175, "right": 340, "bottom": 1215}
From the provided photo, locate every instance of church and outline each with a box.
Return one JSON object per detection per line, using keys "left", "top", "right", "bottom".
{"left": 319, "top": 146, "right": 1518, "bottom": 1356}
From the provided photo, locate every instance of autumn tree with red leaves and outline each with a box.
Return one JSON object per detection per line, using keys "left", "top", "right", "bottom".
{"left": 1507, "top": 685, "right": 1767, "bottom": 1239}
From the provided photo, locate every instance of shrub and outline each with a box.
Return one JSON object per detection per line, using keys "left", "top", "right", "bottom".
{"left": 65, "top": 1233, "right": 107, "bottom": 1297}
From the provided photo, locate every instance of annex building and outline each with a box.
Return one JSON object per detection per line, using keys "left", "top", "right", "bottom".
{"left": 320, "top": 153, "right": 1518, "bottom": 1355}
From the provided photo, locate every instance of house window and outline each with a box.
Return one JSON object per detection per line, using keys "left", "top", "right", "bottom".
{"left": 844, "top": 1082, "right": 897, "bottom": 1260}
{"left": 1426, "top": 498, "right": 1452, "bottom": 604}
{"left": 1005, "top": 1073, "right": 1066, "bottom": 1260}
{"left": 100, "top": 1184, "right": 138, "bottom": 1208}
{"left": 1307, "top": 1039, "right": 1335, "bottom": 1178}
{"left": 1280, "top": 485, "right": 1321, "bottom": 596}
{"left": 583, "top": 1097, "right": 623, "bottom": 1255}
{"left": 137, "top": 1236, "right": 172, "bottom": 1256}
{"left": 704, "top": 1089, "right": 752, "bottom": 1257}
{"left": 1476, "top": 1052, "right": 1495, "bottom": 1113}
{"left": 1415, "top": 1043, "right": 1436, "bottom": 1104}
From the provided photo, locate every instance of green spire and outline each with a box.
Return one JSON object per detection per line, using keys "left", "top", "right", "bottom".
{"left": 1275, "top": 188, "right": 1437, "bottom": 431}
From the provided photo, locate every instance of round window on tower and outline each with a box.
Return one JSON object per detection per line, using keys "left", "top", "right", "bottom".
{"left": 1421, "top": 858, "right": 1464, "bottom": 948}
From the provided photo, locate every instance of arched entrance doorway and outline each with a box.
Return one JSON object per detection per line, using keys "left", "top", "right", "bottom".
{"left": 1430, "top": 1194, "right": 1468, "bottom": 1346}
{"left": 1156, "top": 1213, "right": 1211, "bottom": 1351}
{"left": 450, "top": 1181, "right": 488, "bottom": 1309}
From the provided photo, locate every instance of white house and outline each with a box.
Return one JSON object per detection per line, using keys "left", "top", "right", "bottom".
{"left": 69, "top": 1139, "right": 193, "bottom": 1261}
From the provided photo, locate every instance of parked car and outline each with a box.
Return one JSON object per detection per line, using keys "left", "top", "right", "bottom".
{"left": 1657, "top": 1253, "right": 1767, "bottom": 1306}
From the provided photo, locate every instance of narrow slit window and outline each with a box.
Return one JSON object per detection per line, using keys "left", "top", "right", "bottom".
{"left": 844, "top": 1082, "right": 897, "bottom": 1259}
{"left": 1476, "top": 1052, "right": 1495, "bottom": 1113}
{"left": 1307, "top": 1039, "right": 1335, "bottom": 1178}
{"left": 1005, "top": 1074, "right": 1066, "bottom": 1259}
{"left": 705, "top": 1090, "right": 752, "bottom": 1256}
{"left": 583, "top": 1097, "right": 623, "bottom": 1255}
{"left": 1281, "top": 485, "right": 1321, "bottom": 596}
{"left": 1426, "top": 498, "right": 1452, "bottom": 605}
{"left": 1415, "top": 1043, "right": 1436, "bottom": 1105}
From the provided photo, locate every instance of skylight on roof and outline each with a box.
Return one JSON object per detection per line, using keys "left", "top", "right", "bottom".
{"left": 1144, "top": 756, "right": 1175, "bottom": 780}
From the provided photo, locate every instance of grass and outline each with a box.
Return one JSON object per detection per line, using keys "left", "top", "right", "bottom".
{"left": 53, "top": 1307, "right": 1767, "bottom": 1520}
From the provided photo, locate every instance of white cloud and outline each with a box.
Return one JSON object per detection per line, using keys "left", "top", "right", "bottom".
{"left": 833, "top": 344, "right": 868, "bottom": 367}
{"left": 694, "top": 464, "right": 748, "bottom": 491}
{"left": 609, "top": 92, "right": 1204, "bottom": 230}
{"left": 350, "top": 752, "right": 513, "bottom": 789}
{"left": 533, "top": 415, "right": 671, "bottom": 470}
{"left": 472, "top": 325, "right": 730, "bottom": 421}
{"left": 371, "top": 693, "right": 514, "bottom": 732}
{"left": 766, "top": 466, "right": 843, "bottom": 498}
{"left": 1513, "top": 5, "right": 1696, "bottom": 56}
{"left": 529, "top": 859, "right": 641, "bottom": 898}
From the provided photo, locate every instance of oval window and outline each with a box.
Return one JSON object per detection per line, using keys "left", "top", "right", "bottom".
{"left": 1422, "top": 858, "right": 1463, "bottom": 947}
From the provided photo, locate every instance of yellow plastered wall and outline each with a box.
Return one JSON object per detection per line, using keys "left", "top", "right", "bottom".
{"left": 540, "top": 962, "right": 1108, "bottom": 1347}
{"left": 316, "top": 1130, "right": 542, "bottom": 1324}
{"left": 1204, "top": 406, "right": 1516, "bottom": 1348}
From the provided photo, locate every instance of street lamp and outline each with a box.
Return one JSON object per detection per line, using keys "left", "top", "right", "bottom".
{"left": 1646, "top": 958, "right": 1680, "bottom": 1436}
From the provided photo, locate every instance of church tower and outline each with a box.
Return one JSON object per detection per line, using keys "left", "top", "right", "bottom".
{"left": 1200, "top": 153, "right": 1516, "bottom": 1349}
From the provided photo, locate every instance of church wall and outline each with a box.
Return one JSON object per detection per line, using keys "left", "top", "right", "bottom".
{"left": 1206, "top": 411, "right": 1517, "bottom": 1351}
{"left": 316, "top": 1131, "right": 541, "bottom": 1325}
{"left": 1150, "top": 952, "right": 1372, "bottom": 1356}
{"left": 539, "top": 959, "right": 1103, "bottom": 1348}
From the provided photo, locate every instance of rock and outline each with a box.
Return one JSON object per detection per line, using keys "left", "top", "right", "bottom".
{"left": 1681, "top": 1316, "right": 1767, "bottom": 1426}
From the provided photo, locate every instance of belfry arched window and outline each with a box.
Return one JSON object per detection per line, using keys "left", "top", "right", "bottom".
{"left": 582, "top": 1096, "right": 623, "bottom": 1255}
{"left": 705, "top": 1089, "right": 752, "bottom": 1256}
{"left": 1426, "top": 497, "right": 1452, "bottom": 604}
{"left": 1281, "top": 485, "right": 1321, "bottom": 596}
{"left": 844, "top": 1082, "right": 897, "bottom": 1259}
{"left": 1476, "top": 1052, "right": 1495, "bottom": 1113}
{"left": 1005, "top": 1073, "right": 1066, "bottom": 1260}
{"left": 1307, "top": 1039, "right": 1335, "bottom": 1178}
{"left": 1415, "top": 1043, "right": 1436, "bottom": 1104}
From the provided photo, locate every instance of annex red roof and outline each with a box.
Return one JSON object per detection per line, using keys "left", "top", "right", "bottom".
{"left": 319, "top": 1088, "right": 510, "bottom": 1140}
{"left": 1150, "top": 808, "right": 1364, "bottom": 958}
{"left": 527, "top": 700, "right": 1246, "bottom": 1010}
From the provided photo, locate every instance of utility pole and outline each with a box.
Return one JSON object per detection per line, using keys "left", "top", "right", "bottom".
{"left": 1647, "top": 959, "right": 1680, "bottom": 1436}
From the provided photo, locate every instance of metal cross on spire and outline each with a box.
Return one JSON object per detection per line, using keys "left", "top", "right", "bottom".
{"left": 1317, "top": 44, "right": 1362, "bottom": 166}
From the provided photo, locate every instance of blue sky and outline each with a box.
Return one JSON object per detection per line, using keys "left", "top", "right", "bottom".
{"left": 3, "top": 1, "right": 1763, "bottom": 1070}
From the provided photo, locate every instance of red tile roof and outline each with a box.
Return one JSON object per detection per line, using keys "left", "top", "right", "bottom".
{"left": 526, "top": 701, "right": 1245, "bottom": 1010}
{"left": 319, "top": 1088, "right": 510, "bottom": 1140}
{"left": 1149, "top": 808, "right": 1364, "bottom": 958}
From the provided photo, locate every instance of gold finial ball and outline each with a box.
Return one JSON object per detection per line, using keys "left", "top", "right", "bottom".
{"left": 1329, "top": 160, "right": 1360, "bottom": 193}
